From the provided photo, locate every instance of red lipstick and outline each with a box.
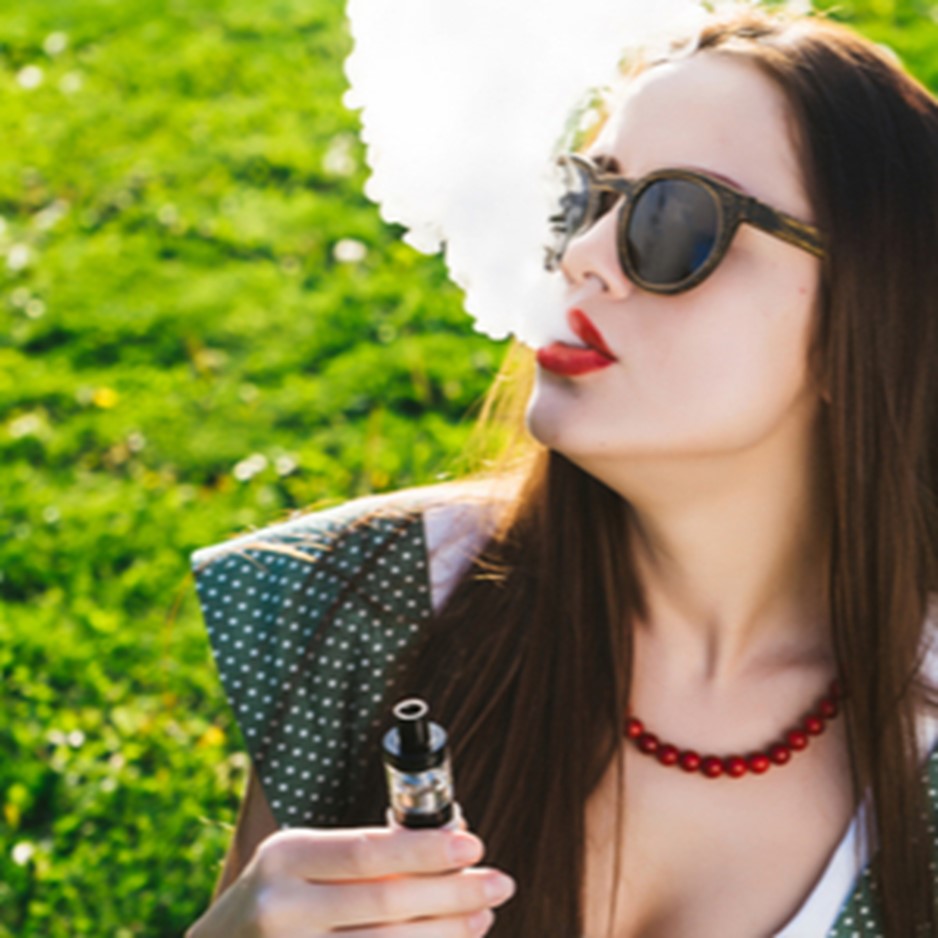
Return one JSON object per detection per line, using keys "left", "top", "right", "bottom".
{"left": 535, "top": 308, "right": 617, "bottom": 377}
{"left": 536, "top": 344, "right": 616, "bottom": 376}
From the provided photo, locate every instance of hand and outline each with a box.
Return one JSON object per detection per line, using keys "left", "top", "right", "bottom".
{"left": 186, "top": 825, "right": 516, "bottom": 937}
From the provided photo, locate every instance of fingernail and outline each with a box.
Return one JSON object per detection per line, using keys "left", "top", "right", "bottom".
{"left": 449, "top": 833, "right": 483, "bottom": 865}
{"left": 469, "top": 908, "right": 495, "bottom": 933}
{"left": 484, "top": 873, "right": 516, "bottom": 904}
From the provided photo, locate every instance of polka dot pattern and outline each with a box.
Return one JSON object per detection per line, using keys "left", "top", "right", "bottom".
{"left": 192, "top": 500, "right": 433, "bottom": 829}
{"left": 826, "top": 745, "right": 938, "bottom": 937}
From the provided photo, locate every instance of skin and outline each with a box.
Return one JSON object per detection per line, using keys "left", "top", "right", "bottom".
{"left": 527, "top": 50, "right": 834, "bottom": 688}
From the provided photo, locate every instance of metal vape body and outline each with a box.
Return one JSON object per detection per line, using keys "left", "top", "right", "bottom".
{"left": 382, "top": 698, "right": 464, "bottom": 831}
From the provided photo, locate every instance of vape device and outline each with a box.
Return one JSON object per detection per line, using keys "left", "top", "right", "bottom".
{"left": 382, "top": 697, "right": 464, "bottom": 830}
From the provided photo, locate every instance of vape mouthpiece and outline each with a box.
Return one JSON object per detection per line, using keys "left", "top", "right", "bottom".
{"left": 383, "top": 697, "right": 461, "bottom": 829}
{"left": 395, "top": 698, "right": 432, "bottom": 760}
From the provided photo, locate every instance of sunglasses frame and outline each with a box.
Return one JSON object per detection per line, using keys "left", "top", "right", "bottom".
{"left": 546, "top": 153, "right": 826, "bottom": 295}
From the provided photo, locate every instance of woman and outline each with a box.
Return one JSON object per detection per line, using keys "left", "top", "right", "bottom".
{"left": 187, "top": 6, "right": 938, "bottom": 936}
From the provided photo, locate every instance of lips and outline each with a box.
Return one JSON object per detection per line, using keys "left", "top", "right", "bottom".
{"left": 535, "top": 308, "right": 617, "bottom": 377}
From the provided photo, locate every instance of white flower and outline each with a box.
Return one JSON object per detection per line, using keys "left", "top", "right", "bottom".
{"left": 12, "top": 843, "right": 35, "bottom": 866}
{"left": 333, "top": 238, "right": 368, "bottom": 263}
{"left": 8, "top": 413, "right": 44, "bottom": 439}
{"left": 323, "top": 134, "right": 358, "bottom": 177}
{"left": 233, "top": 453, "right": 269, "bottom": 482}
{"left": 43, "top": 32, "right": 68, "bottom": 56}
{"left": 16, "top": 66, "right": 44, "bottom": 90}
{"left": 7, "top": 244, "right": 31, "bottom": 272}
{"left": 275, "top": 455, "right": 299, "bottom": 476}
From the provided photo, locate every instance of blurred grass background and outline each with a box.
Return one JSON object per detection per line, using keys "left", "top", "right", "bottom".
{"left": 0, "top": 0, "right": 936, "bottom": 935}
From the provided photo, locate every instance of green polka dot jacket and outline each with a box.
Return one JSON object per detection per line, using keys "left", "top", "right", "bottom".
{"left": 192, "top": 490, "right": 938, "bottom": 938}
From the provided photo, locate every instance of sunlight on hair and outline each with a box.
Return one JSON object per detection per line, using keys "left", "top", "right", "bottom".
{"left": 344, "top": 0, "right": 811, "bottom": 348}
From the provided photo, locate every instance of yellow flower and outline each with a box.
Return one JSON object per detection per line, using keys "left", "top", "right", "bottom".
{"left": 92, "top": 387, "right": 119, "bottom": 409}
{"left": 198, "top": 726, "right": 226, "bottom": 749}
{"left": 4, "top": 802, "right": 21, "bottom": 829}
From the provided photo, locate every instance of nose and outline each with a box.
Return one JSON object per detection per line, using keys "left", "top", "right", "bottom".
{"left": 559, "top": 209, "right": 635, "bottom": 300}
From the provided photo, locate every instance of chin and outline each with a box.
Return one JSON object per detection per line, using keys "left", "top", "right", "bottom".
{"left": 524, "top": 407, "right": 601, "bottom": 460}
{"left": 524, "top": 397, "right": 565, "bottom": 450}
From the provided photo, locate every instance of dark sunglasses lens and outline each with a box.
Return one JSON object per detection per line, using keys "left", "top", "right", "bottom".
{"left": 625, "top": 178, "right": 720, "bottom": 286}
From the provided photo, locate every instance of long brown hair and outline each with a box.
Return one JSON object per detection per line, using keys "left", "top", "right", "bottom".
{"left": 341, "top": 7, "right": 938, "bottom": 935}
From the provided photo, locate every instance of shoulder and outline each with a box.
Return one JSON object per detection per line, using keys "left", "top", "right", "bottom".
{"left": 190, "top": 487, "right": 431, "bottom": 645}
{"left": 193, "top": 478, "right": 506, "bottom": 566}
{"left": 189, "top": 482, "right": 491, "bottom": 659}
{"left": 191, "top": 480, "right": 509, "bottom": 615}
{"left": 192, "top": 485, "right": 430, "bottom": 573}
{"left": 190, "top": 479, "right": 512, "bottom": 828}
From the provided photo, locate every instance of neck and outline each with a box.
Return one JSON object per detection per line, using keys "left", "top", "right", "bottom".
{"left": 588, "top": 408, "right": 831, "bottom": 688}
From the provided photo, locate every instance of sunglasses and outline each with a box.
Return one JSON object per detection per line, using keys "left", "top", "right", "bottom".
{"left": 544, "top": 153, "right": 826, "bottom": 295}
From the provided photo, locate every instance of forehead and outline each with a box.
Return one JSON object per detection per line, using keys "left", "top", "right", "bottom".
{"left": 593, "top": 51, "right": 810, "bottom": 216}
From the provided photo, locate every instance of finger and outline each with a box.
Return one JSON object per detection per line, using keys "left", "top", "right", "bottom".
{"left": 332, "top": 908, "right": 495, "bottom": 937}
{"left": 255, "top": 827, "right": 485, "bottom": 881}
{"left": 307, "top": 867, "right": 516, "bottom": 929}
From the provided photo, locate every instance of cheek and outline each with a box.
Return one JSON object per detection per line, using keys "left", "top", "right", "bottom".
{"left": 641, "top": 279, "right": 818, "bottom": 442}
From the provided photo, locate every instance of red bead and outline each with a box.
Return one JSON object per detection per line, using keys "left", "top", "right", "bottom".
{"left": 786, "top": 730, "right": 809, "bottom": 751}
{"left": 769, "top": 743, "right": 792, "bottom": 765}
{"left": 830, "top": 679, "right": 843, "bottom": 698}
{"left": 803, "top": 714, "right": 825, "bottom": 735}
{"left": 724, "top": 756, "right": 748, "bottom": 778}
{"left": 625, "top": 717, "right": 644, "bottom": 740}
{"left": 819, "top": 697, "right": 838, "bottom": 719}
{"left": 637, "top": 732, "right": 659, "bottom": 755}
{"left": 701, "top": 756, "right": 724, "bottom": 778}
{"left": 679, "top": 750, "right": 701, "bottom": 773}
{"left": 656, "top": 744, "right": 680, "bottom": 766}
{"left": 747, "top": 753, "right": 771, "bottom": 774}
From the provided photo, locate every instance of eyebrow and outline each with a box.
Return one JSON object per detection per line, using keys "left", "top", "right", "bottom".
{"left": 691, "top": 167, "right": 751, "bottom": 195}
{"left": 587, "top": 151, "right": 752, "bottom": 196}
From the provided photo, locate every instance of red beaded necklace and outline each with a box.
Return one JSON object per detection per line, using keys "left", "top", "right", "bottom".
{"left": 624, "top": 679, "right": 844, "bottom": 779}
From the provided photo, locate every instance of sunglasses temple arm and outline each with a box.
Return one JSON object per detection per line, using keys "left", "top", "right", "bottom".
{"left": 746, "top": 199, "right": 826, "bottom": 259}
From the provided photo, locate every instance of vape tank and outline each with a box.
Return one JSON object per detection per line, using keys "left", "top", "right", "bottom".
{"left": 382, "top": 697, "right": 463, "bottom": 830}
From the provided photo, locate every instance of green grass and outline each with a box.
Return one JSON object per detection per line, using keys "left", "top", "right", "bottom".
{"left": 1, "top": 0, "right": 937, "bottom": 934}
